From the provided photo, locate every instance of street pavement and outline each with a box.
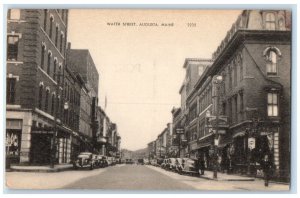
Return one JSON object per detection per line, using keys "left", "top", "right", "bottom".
{"left": 5, "top": 164, "right": 290, "bottom": 191}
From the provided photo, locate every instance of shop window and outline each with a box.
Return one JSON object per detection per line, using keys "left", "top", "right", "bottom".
{"left": 6, "top": 130, "right": 21, "bottom": 158}
{"left": 265, "top": 13, "right": 276, "bottom": 30}
{"left": 9, "top": 9, "right": 20, "bottom": 20}
{"left": 267, "top": 93, "right": 279, "bottom": 117}
{"left": 7, "top": 36, "right": 19, "bottom": 61}
{"left": 7, "top": 78, "right": 16, "bottom": 104}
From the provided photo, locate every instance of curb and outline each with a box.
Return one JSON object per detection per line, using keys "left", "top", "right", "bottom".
{"left": 9, "top": 166, "right": 74, "bottom": 173}
{"left": 199, "top": 175, "right": 256, "bottom": 181}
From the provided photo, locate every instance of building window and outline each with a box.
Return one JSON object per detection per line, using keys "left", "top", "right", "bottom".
{"left": 55, "top": 25, "right": 59, "bottom": 47}
{"left": 62, "top": 10, "right": 65, "bottom": 21}
{"left": 57, "top": 65, "right": 62, "bottom": 85}
{"left": 43, "top": 9, "right": 47, "bottom": 31}
{"left": 51, "top": 93, "right": 55, "bottom": 115}
{"left": 239, "top": 54, "right": 243, "bottom": 81}
{"left": 7, "top": 36, "right": 19, "bottom": 61}
{"left": 47, "top": 51, "right": 52, "bottom": 75}
{"left": 38, "top": 84, "right": 43, "bottom": 109}
{"left": 278, "top": 18, "right": 286, "bottom": 30}
{"left": 267, "top": 93, "right": 278, "bottom": 116}
{"left": 7, "top": 78, "right": 16, "bottom": 104}
{"left": 60, "top": 33, "right": 64, "bottom": 53}
{"left": 49, "top": 16, "right": 54, "bottom": 39}
{"left": 266, "top": 50, "right": 277, "bottom": 75}
{"left": 53, "top": 59, "right": 57, "bottom": 81}
{"left": 265, "top": 13, "right": 276, "bottom": 30}
{"left": 9, "top": 9, "right": 20, "bottom": 20}
{"left": 41, "top": 44, "right": 46, "bottom": 69}
{"left": 45, "top": 89, "right": 50, "bottom": 112}
{"left": 233, "top": 61, "right": 237, "bottom": 87}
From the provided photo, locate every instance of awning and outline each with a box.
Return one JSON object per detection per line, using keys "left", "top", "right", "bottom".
{"left": 232, "top": 131, "right": 246, "bottom": 138}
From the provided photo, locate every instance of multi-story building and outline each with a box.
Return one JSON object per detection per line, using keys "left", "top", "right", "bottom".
{"left": 147, "top": 141, "right": 156, "bottom": 160}
{"left": 6, "top": 9, "right": 70, "bottom": 165}
{"left": 182, "top": 10, "right": 291, "bottom": 180}
{"left": 177, "top": 59, "right": 212, "bottom": 158}
{"left": 67, "top": 47, "right": 100, "bottom": 151}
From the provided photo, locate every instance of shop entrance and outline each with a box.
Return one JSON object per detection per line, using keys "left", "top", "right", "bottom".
{"left": 30, "top": 133, "right": 52, "bottom": 165}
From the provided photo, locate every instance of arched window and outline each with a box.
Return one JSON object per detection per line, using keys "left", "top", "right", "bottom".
{"left": 264, "top": 47, "right": 281, "bottom": 76}
{"left": 53, "top": 58, "right": 57, "bottom": 81}
{"left": 41, "top": 44, "right": 46, "bottom": 69}
{"left": 58, "top": 64, "right": 62, "bottom": 85}
{"left": 47, "top": 51, "right": 52, "bottom": 75}
{"left": 49, "top": 16, "right": 54, "bottom": 39}
{"left": 51, "top": 93, "right": 55, "bottom": 115}
{"left": 38, "top": 83, "right": 43, "bottom": 109}
{"left": 278, "top": 18, "right": 285, "bottom": 30}
{"left": 43, "top": 9, "right": 47, "bottom": 31}
{"left": 45, "top": 88, "right": 50, "bottom": 112}
{"left": 265, "top": 13, "right": 276, "bottom": 30}
{"left": 60, "top": 33, "right": 64, "bottom": 53}
{"left": 55, "top": 25, "right": 59, "bottom": 47}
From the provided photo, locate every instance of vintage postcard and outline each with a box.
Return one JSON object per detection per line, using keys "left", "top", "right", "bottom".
{"left": 5, "top": 8, "right": 291, "bottom": 191}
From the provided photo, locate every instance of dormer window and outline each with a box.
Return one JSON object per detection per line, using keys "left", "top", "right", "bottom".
{"left": 264, "top": 47, "right": 281, "bottom": 76}
{"left": 265, "top": 12, "right": 276, "bottom": 30}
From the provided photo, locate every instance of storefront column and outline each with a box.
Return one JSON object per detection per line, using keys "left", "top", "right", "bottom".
{"left": 20, "top": 124, "right": 31, "bottom": 163}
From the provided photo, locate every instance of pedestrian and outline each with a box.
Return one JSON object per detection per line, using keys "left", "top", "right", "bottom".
{"left": 198, "top": 153, "right": 205, "bottom": 175}
{"left": 260, "top": 153, "right": 275, "bottom": 187}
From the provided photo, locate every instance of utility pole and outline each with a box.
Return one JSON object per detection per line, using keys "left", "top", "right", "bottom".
{"left": 50, "top": 72, "right": 62, "bottom": 168}
{"left": 212, "top": 75, "right": 223, "bottom": 179}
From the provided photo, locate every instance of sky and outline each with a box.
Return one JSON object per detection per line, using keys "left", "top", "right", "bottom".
{"left": 67, "top": 9, "right": 241, "bottom": 151}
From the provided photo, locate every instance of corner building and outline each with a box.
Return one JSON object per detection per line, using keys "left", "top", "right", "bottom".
{"left": 6, "top": 9, "right": 70, "bottom": 165}
{"left": 189, "top": 10, "right": 291, "bottom": 181}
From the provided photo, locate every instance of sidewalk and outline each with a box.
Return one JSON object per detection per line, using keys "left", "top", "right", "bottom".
{"left": 9, "top": 164, "right": 73, "bottom": 173}
{"left": 198, "top": 170, "right": 255, "bottom": 181}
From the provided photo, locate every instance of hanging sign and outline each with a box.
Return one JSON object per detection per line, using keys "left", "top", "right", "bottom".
{"left": 248, "top": 137, "right": 256, "bottom": 150}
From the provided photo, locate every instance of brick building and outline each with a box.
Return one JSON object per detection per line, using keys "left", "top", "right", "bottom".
{"left": 6, "top": 9, "right": 71, "bottom": 165}
{"left": 178, "top": 10, "right": 291, "bottom": 180}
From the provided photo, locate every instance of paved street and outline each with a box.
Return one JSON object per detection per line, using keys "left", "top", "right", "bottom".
{"left": 6, "top": 164, "right": 289, "bottom": 191}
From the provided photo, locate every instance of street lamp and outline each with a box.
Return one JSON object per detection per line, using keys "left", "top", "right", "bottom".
{"left": 50, "top": 72, "right": 65, "bottom": 168}
{"left": 212, "top": 75, "right": 223, "bottom": 179}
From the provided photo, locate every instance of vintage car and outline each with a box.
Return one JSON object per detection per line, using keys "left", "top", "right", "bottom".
{"left": 180, "top": 158, "right": 198, "bottom": 175}
{"left": 161, "top": 159, "right": 169, "bottom": 169}
{"left": 73, "top": 152, "right": 96, "bottom": 170}
{"left": 175, "top": 158, "right": 183, "bottom": 173}
{"left": 166, "top": 158, "right": 177, "bottom": 171}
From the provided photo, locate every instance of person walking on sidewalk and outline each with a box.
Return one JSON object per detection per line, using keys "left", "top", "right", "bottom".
{"left": 198, "top": 153, "right": 205, "bottom": 175}
{"left": 261, "top": 153, "right": 275, "bottom": 187}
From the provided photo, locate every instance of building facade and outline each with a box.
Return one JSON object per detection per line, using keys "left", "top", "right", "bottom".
{"left": 6, "top": 9, "right": 70, "bottom": 165}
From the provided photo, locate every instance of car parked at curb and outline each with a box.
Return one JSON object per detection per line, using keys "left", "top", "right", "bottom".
{"left": 73, "top": 152, "right": 96, "bottom": 170}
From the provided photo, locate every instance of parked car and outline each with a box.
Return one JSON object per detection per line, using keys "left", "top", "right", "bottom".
{"left": 175, "top": 158, "right": 183, "bottom": 173}
{"left": 181, "top": 158, "right": 198, "bottom": 175}
{"left": 73, "top": 152, "right": 96, "bottom": 170}
{"left": 127, "top": 159, "right": 135, "bottom": 164}
{"left": 166, "top": 158, "right": 177, "bottom": 171}
{"left": 161, "top": 159, "right": 169, "bottom": 169}
{"left": 137, "top": 158, "right": 144, "bottom": 165}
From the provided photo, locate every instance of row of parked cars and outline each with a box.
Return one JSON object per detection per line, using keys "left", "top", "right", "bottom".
{"left": 73, "top": 152, "right": 118, "bottom": 170}
{"left": 153, "top": 158, "right": 199, "bottom": 176}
